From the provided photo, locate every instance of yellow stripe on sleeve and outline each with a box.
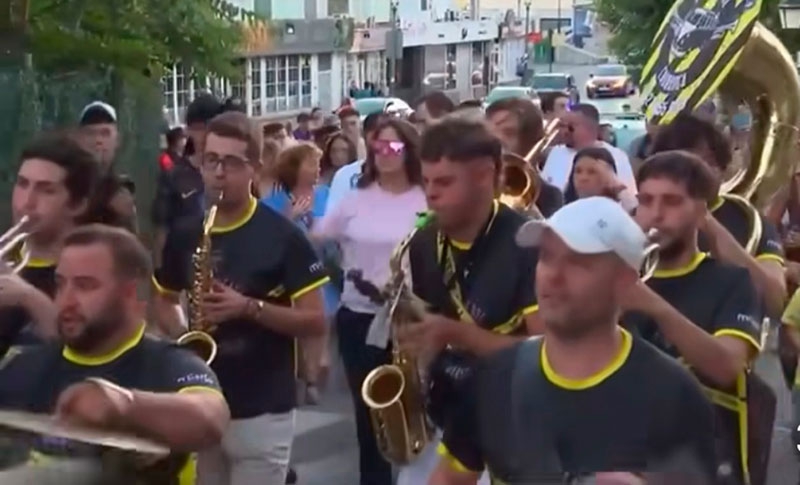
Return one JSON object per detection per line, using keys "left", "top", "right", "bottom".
{"left": 713, "top": 328, "right": 762, "bottom": 353}
{"left": 755, "top": 253, "right": 785, "bottom": 266}
{"left": 521, "top": 304, "right": 539, "bottom": 316}
{"left": 436, "top": 442, "right": 481, "bottom": 473}
{"left": 290, "top": 276, "right": 331, "bottom": 301}
{"left": 152, "top": 275, "right": 180, "bottom": 296}
{"left": 178, "top": 385, "right": 226, "bottom": 400}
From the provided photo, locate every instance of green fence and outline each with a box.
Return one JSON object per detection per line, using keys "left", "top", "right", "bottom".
{"left": 0, "top": 66, "right": 163, "bottom": 238}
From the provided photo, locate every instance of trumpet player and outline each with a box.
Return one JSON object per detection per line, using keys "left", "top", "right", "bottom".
{"left": 0, "top": 131, "right": 101, "bottom": 359}
{"left": 152, "top": 111, "right": 328, "bottom": 485}
{"left": 484, "top": 97, "right": 563, "bottom": 217}
{"left": 649, "top": 113, "right": 786, "bottom": 316}
{"left": 430, "top": 196, "right": 716, "bottom": 484}
{"left": 627, "top": 151, "right": 763, "bottom": 484}
{"left": 396, "top": 119, "right": 540, "bottom": 485}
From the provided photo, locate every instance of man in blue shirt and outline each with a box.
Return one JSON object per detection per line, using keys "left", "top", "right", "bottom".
{"left": 325, "top": 112, "right": 385, "bottom": 211}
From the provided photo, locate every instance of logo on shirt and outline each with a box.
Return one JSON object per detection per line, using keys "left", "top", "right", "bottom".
{"left": 176, "top": 372, "right": 216, "bottom": 387}
{"left": 736, "top": 313, "right": 760, "bottom": 331}
{"left": 181, "top": 189, "right": 197, "bottom": 199}
{"left": 349, "top": 173, "right": 360, "bottom": 188}
{"left": 309, "top": 261, "right": 325, "bottom": 274}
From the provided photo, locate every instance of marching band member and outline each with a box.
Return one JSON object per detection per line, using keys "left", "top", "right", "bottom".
{"left": 430, "top": 196, "right": 716, "bottom": 485}
{"left": 484, "top": 97, "right": 564, "bottom": 217}
{"left": 313, "top": 117, "right": 427, "bottom": 485}
{"left": 627, "top": 151, "right": 765, "bottom": 484}
{"left": 152, "top": 111, "right": 328, "bottom": 485}
{"left": 649, "top": 114, "right": 786, "bottom": 316}
{"left": 396, "top": 119, "right": 541, "bottom": 485}
{"left": 0, "top": 224, "right": 229, "bottom": 476}
{"left": 0, "top": 131, "right": 101, "bottom": 358}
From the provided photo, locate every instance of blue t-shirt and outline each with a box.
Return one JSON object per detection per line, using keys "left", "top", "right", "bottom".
{"left": 261, "top": 186, "right": 339, "bottom": 316}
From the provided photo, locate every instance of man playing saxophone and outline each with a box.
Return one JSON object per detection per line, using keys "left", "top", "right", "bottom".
{"left": 394, "top": 119, "right": 540, "bottom": 485}
{"left": 649, "top": 114, "right": 786, "bottom": 316}
{"left": 152, "top": 111, "right": 329, "bottom": 485}
{"left": 0, "top": 131, "right": 102, "bottom": 359}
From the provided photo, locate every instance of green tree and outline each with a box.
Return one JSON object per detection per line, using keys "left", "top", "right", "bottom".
{"left": 595, "top": 0, "right": 800, "bottom": 70}
{"left": 24, "top": 0, "right": 255, "bottom": 79}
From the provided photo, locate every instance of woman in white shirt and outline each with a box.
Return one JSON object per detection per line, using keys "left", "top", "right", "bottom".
{"left": 563, "top": 146, "right": 638, "bottom": 212}
{"left": 313, "top": 118, "right": 427, "bottom": 485}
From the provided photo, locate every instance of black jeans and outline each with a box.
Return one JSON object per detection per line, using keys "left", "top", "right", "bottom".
{"left": 336, "top": 306, "right": 393, "bottom": 485}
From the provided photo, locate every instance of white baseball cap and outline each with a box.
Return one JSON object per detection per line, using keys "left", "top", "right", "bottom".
{"left": 515, "top": 196, "right": 647, "bottom": 271}
{"left": 79, "top": 101, "right": 117, "bottom": 124}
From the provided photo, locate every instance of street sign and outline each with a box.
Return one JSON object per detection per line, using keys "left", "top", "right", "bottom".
{"left": 385, "top": 29, "right": 404, "bottom": 61}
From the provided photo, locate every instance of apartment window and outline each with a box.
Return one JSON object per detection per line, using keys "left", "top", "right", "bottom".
{"left": 162, "top": 70, "right": 174, "bottom": 111}
{"left": 230, "top": 59, "right": 246, "bottom": 102}
{"left": 261, "top": 55, "right": 313, "bottom": 113}
{"left": 539, "top": 18, "right": 571, "bottom": 32}
{"left": 445, "top": 44, "right": 456, "bottom": 90}
{"left": 251, "top": 59, "right": 262, "bottom": 117}
{"left": 471, "top": 42, "right": 485, "bottom": 86}
{"left": 175, "top": 65, "right": 189, "bottom": 110}
{"left": 328, "top": 0, "right": 348, "bottom": 15}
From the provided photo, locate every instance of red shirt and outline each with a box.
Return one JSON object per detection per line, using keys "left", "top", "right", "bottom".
{"left": 159, "top": 152, "right": 174, "bottom": 171}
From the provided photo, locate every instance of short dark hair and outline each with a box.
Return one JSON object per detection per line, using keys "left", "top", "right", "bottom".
{"left": 485, "top": 97, "right": 544, "bottom": 155}
{"left": 62, "top": 224, "right": 152, "bottom": 281}
{"left": 358, "top": 118, "right": 422, "bottom": 188}
{"left": 363, "top": 112, "right": 384, "bottom": 134}
{"left": 456, "top": 99, "right": 482, "bottom": 110}
{"left": 637, "top": 150, "right": 716, "bottom": 202}
{"left": 415, "top": 91, "right": 455, "bottom": 118}
{"left": 421, "top": 118, "right": 502, "bottom": 169}
{"left": 571, "top": 103, "right": 600, "bottom": 124}
{"left": 262, "top": 122, "right": 285, "bottom": 138}
{"left": 185, "top": 94, "right": 224, "bottom": 126}
{"left": 649, "top": 113, "right": 731, "bottom": 171}
{"left": 165, "top": 127, "right": 185, "bottom": 147}
{"left": 540, "top": 92, "right": 569, "bottom": 114}
{"left": 206, "top": 111, "right": 261, "bottom": 165}
{"left": 20, "top": 131, "right": 100, "bottom": 205}
{"left": 297, "top": 112, "right": 311, "bottom": 123}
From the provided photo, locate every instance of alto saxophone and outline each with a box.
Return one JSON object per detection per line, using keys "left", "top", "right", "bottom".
{"left": 360, "top": 227, "right": 433, "bottom": 465}
{"left": 176, "top": 193, "right": 221, "bottom": 365}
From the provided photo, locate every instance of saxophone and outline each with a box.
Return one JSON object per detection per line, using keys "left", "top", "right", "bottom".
{"left": 360, "top": 226, "right": 433, "bottom": 465}
{"left": 176, "top": 193, "right": 221, "bottom": 365}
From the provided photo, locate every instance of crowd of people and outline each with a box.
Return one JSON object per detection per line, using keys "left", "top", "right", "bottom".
{"left": 0, "top": 81, "right": 797, "bottom": 485}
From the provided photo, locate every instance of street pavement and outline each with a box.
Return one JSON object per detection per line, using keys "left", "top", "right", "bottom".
{"left": 290, "top": 65, "right": 799, "bottom": 484}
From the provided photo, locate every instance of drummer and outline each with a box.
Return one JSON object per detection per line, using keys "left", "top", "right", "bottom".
{"left": 0, "top": 225, "right": 229, "bottom": 458}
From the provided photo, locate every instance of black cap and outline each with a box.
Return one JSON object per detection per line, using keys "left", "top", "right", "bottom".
{"left": 185, "top": 94, "right": 224, "bottom": 126}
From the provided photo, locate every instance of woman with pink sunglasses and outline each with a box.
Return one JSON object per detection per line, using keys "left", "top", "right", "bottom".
{"left": 313, "top": 118, "right": 427, "bottom": 485}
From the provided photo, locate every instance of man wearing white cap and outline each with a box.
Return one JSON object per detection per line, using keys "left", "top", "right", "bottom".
{"left": 430, "top": 196, "right": 716, "bottom": 484}
{"left": 78, "top": 101, "right": 119, "bottom": 167}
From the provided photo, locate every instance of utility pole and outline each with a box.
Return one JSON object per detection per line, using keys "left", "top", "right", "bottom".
{"left": 557, "top": 0, "right": 562, "bottom": 32}
{"left": 524, "top": 1, "right": 531, "bottom": 54}
{"left": 389, "top": 0, "right": 399, "bottom": 96}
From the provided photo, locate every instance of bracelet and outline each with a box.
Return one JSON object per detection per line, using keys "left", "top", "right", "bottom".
{"left": 84, "top": 377, "right": 135, "bottom": 405}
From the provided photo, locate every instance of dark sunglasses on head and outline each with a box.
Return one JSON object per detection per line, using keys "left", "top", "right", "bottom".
{"left": 372, "top": 140, "right": 406, "bottom": 156}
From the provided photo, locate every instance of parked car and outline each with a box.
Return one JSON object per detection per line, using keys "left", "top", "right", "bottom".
{"left": 482, "top": 86, "right": 540, "bottom": 109}
{"left": 585, "top": 64, "right": 636, "bottom": 99}
{"left": 353, "top": 97, "right": 412, "bottom": 121}
{"left": 530, "top": 73, "right": 580, "bottom": 105}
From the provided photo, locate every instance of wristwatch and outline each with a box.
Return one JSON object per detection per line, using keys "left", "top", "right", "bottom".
{"left": 248, "top": 298, "right": 265, "bottom": 318}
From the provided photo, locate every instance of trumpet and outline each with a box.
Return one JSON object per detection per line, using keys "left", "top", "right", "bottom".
{"left": 640, "top": 228, "right": 660, "bottom": 282}
{"left": 0, "top": 216, "right": 31, "bottom": 273}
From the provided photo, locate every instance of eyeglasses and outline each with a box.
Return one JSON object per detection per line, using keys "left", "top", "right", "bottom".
{"left": 372, "top": 140, "right": 406, "bottom": 156}
{"left": 202, "top": 154, "right": 249, "bottom": 172}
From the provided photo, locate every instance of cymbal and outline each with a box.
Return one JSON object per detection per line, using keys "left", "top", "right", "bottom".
{"left": 0, "top": 410, "right": 169, "bottom": 456}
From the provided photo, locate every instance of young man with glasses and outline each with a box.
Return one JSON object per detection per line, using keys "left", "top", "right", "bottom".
{"left": 152, "top": 111, "right": 329, "bottom": 485}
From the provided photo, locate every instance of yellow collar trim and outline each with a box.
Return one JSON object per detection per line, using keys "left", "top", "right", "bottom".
{"left": 62, "top": 324, "right": 146, "bottom": 366}
{"left": 446, "top": 201, "right": 500, "bottom": 251}
{"left": 709, "top": 196, "right": 725, "bottom": 212}
{"left": 18, "top": 244, "right": 56, "bottom": 268}
{"left": 652, "top": 252, "right": 707, "bottom": 279}
{"left": 541, "top": 327, "right": 632, "bottom": 390}
{"left": 211, "top": 196, "right": 257, "bottom": 234}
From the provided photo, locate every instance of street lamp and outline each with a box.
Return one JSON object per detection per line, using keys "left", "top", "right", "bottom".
{"left": 779, "top": 0, "right": 800, "bottom": 30}
{"left": 524, "top": 1, "right": 532, "bottom": 54}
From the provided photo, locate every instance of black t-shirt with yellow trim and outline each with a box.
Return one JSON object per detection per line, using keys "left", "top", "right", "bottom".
{"left": 623, "top": 252, "right": 762, "bottom": 358}
{"left": 439, "top": 329, "right": 717, "bottom": 482}
{"left": 706, "top": 196, "right": 784, "bottom": 264}
{"left": 154, "top": 197, "right": 329, "bottom": 418}
{"left": 0, "top": 253, "right": 57, "bottom": 358}
{"left": 0, "top": 324, "right": 221, "bottom": 484}
{"left": 408, "top": 202, "right": 538, "bottom": 333}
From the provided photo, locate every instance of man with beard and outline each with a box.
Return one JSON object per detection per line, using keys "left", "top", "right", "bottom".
{"left": 484, "top": 97, "right": 563, "bottom": 217}
{"left": 429, "top": 196, "right": 716, "bottom": 485}
{"left": 626, "top": 151, "right": 764, "bottom": 485}
{"left": 396, "top": 119, "right": 540, "bottom": 485}
{"left": 0, "top": 131, "right": 101, "bottom": 359}
{"left": 541, "top": 104, "right": 636, "bottom": 194}
{"left": 0, "top": 224, "right": 228, "bottom": 482}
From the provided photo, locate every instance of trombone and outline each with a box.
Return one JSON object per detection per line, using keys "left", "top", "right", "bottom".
{"left": 498, "top": 118, "right": 561, "bottom": 216}
{"left": 0, "top": 216, "right": 31, "bottom": 273}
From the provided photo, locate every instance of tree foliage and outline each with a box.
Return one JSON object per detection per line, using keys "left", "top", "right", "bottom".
{"left": 595, "top": 0, "right": 800, "bottom": 68}
{"left": 23, "top": 0, "right": 255, "bottom": 79}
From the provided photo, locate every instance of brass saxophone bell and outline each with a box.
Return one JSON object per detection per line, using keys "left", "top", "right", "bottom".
{"left": 176, "top": 330, "right": 218, "bottom": 365}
